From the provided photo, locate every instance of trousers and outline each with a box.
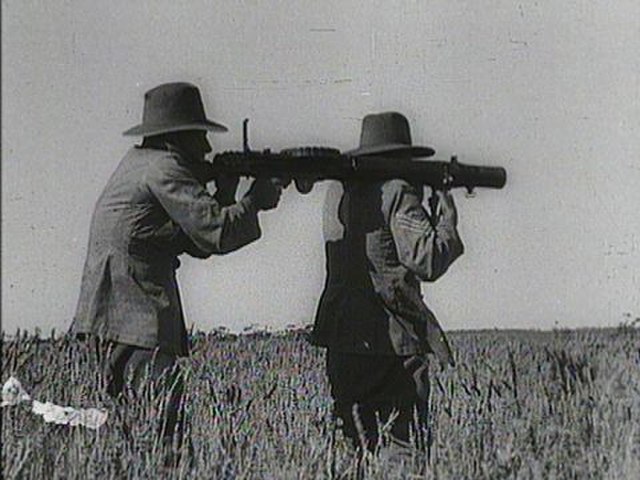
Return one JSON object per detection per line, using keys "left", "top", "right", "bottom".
{"left": 326, "top": 350, "right": 430, "bottom": 451}
{"left": 102, "top": 342, "right": 186, "bottom": 447}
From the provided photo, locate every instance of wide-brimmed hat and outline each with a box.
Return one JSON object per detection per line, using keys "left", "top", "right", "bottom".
{"left": 123, "top": 82, "right": 228, "bottom": 136}
{"left": 345, "top": 111, "right": 435, "bottom": 158}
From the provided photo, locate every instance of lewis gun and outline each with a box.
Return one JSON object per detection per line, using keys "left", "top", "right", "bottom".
{"left": 196, "top": 119, "right": 507, "bottom": 194}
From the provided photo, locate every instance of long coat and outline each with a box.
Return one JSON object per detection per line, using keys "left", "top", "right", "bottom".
{"left": 312, "top": 179, "right": 464, "bottom": 365}
{"left": 72, "top": 146, "right": 261, "bottom": 355}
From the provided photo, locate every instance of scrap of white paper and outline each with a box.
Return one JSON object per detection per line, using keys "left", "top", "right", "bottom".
{"left": 1, "top": 376, "right": 108, "bottom": 429}
{"left": 32, "top": 401, "right": 108, "bottom": 430}
{"left": 1, "top": 376, "right": 31, "bottom": 406}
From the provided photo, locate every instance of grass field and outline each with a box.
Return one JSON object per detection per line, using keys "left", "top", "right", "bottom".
{"left": 2, "top": 326, "right": 639, "bottom": 479}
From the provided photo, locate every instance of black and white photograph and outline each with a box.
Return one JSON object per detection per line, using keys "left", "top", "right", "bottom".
{"left": 2, "top": 1, "right": 639, "bottom": 478}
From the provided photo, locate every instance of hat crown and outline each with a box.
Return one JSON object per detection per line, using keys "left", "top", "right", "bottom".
{"left": 142, "top": 82, "right": 207, "bottom": 128}
{"left": 359, "top": 112, "right": 413, "bottom": 149}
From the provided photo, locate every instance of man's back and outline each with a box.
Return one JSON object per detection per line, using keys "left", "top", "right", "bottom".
{"left": 73, "top": 147, "right": 195, "bottom": 353}
{"left": 88, "top": 147, "right": 178, "bottom": 261}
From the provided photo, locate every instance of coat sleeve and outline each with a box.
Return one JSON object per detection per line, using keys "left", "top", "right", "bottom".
{"left": 144, "top": 153, "right": 261, "bottom": 256}
{"left": 384, "top": 180, "right": 464, "bottom": 281}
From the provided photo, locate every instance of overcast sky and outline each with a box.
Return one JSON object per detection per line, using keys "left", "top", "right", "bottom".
{"left": 2, "top": 0, "right": 639, "bottom": 334}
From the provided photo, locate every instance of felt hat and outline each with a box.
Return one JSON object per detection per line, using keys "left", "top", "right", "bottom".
{"left": 346, "top": 111, "right": 435, "bottom": 157}
{"left": 123, "top": 82, "right": 228, "bottom": 136}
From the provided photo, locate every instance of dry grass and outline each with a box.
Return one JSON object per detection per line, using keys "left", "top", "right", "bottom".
{"left": 2, "top": 326, "right": 639, "bottom": 479}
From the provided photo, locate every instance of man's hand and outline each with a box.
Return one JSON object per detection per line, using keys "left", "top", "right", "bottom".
{"left": 247, "top": 178, "right": 283, "bottom": 211}
{"left": 214, "top": 174, "right": 240, "bottom": 206}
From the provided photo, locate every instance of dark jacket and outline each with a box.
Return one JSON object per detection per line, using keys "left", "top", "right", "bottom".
{"left": 312, "top": 179, "right": 463, "bottom": 364}
{"left": 72, "top": 146, "right": 261, "bottom": 355}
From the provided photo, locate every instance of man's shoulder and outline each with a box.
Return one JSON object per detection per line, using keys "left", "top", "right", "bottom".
{"left": 378, "top": 179, "right": 425, "bottom": 217}
{"left": 132, "top": 147, "right": 192, "bottom": 178}
{"left": 118, "top": 148, "right": 195, "bottom": 197}
{"left": 381, "top": 178, "right": 422, "bottom": 197}
{"left": 128, "top": 146, "right": 182, "bottom": 164}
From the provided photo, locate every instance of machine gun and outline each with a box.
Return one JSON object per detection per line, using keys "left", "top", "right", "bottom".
{"left": 198, "top": 119, "right": 507, "bottom": 194}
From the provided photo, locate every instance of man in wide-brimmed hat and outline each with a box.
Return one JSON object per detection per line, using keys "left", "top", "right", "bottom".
{"left": 312, "top": 111, "right": 464, "bottom": 454}
{"left": 71, "top": 82, "right": 283, "bottom": 459}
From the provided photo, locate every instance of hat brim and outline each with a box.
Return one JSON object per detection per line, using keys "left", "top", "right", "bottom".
{"left": 123, "top": 119, "right": 228, "bottom": 136}
{"left": 345, "top": 143, "right": 435, "bottom": 158}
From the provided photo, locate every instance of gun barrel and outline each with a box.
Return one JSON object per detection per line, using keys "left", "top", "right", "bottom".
{"left": 351, "top": 157, "right": 506, "bottom": 190}
{"left": 450, "top": 162, "right": 507, "bottom": 190}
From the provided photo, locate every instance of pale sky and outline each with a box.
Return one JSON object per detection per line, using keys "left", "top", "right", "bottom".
{"left": 2, "top": 0, "right": 639, "bottom": 334}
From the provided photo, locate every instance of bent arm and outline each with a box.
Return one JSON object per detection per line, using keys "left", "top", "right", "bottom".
{"left": 386, "top": 181, "right": 464, "bottom": 281}
{"left": 145, "top": 154, "right": 261, "bottom": 255}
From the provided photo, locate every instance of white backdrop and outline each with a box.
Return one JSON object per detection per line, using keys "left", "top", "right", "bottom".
{"left": 2, "top": 0, "right": 639, "bottom": 333}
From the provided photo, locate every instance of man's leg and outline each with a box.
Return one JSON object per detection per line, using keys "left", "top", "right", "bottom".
{"left": 103, "top": 342, "right": 134, "bottom": 398}
{"left": 125, "top": 348, "right": 185, "bottom": 448}
{"left": 402, "top": 354, "right": 431, "bottom": 450}
{"left": 103, "top": 342, "right": 186, "bottom": 452}
{"left": 333, "top": 399, "right": 382, "bottom": 451}
{"left": 327, "top": 350, "right": 398, "bottom": 452}
{"left": 359, "top": 355, "right": 431, "bottom": 449}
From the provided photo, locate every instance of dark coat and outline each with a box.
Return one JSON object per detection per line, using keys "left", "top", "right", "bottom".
{"left": 312, "top": 179, "right": 463, "bottom": 365}
{"left": 72, "top": 146, "right": 261, "bottom": 355}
